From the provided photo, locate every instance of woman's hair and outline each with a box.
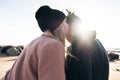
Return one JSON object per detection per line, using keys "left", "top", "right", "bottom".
{"left": 43, "top": 20, "right": 66, "bottom": 47}
{"left": 52, "top": 21, "right": 72, "bottom": 57}
{"left": 53, "top": 22, "right": 66, "bottom": 47}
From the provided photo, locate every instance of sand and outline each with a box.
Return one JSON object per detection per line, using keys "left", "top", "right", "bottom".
{"left": 0, "top": 54, "right": 17, "bottom": 79}
{"left": 109, "top": 60, "right": 120, "bottom": 80}
{"left": 0, "top": 54, "right": 120, "bottom": 80}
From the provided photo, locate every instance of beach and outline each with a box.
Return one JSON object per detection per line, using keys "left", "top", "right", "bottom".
{"left": 0, "top": 54, "right": 17, "bottom": 78}
{"left": 109, "top": 60, "right": 120, "bottom": 80}
{"left": 0, "top": 54, "right": 120, "bottom": 80}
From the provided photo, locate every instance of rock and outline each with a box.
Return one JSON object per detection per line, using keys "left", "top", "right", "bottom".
{"left": 0, "top": 45, "right": 12, "bottom": 54}
{"left": 108, "top": 52, "right": 119, "bottom": 61}
{"left": 6, "top": 47, "right": 20, "bottom": 56}
{"left": 15, "top": 46, "right": 23, "bottom": 53}
{"left": 0, "top": 46, "right": 2, "bottom": 54}
{"left": 16, "top": 45, "right": 24, "bottom": 50}
{"left": 116, "top": 69, "right": 120, "bottom": 72}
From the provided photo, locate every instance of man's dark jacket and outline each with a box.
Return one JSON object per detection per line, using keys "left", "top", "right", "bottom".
{"left": 65, "top": 37, "right": 109, "bottom": 80}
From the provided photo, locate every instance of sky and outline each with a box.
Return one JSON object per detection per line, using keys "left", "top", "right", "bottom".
{"left": 0, "top": 0, "right": 120, "bottom": 48}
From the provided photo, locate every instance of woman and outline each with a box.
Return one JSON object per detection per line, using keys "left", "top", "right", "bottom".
{"left": 3, "top": 5, "right": 69, "bottom": 80}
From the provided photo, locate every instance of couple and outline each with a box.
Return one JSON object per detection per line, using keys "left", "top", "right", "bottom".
{"left": 3, "top": 5, "right": 109, "bottom": 80}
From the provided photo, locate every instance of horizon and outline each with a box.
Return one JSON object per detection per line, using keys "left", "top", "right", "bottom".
{"left": 0, "top": 0, "right": 120, "bottom": 48}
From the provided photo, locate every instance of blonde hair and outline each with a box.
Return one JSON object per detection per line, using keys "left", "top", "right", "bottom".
{"left": 53, "top": 23, "right": 75, "bottom": 58}
{"left": 43, "top": 21, "right": 70, "bottom": 56}
{"left": 43, "top": 22, "right": 66, "bottom": 47}
{"left": 52, "top": 23, "right": 66, "bottom": 47}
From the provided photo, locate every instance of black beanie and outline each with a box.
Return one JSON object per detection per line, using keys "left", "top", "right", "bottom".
{"left": 35, "top": 5, "right": 65, "bottom": 32}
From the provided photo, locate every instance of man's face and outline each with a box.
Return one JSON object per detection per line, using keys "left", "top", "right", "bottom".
{"left": 62, "top": 19, "right": 69, "bottom": 35}
{"left": 66, "top": 23, "right": 76, "bottom": 43}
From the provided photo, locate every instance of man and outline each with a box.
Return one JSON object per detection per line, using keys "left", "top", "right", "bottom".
{"left": 65, "top": 11, "right": 109, "bottom": 80}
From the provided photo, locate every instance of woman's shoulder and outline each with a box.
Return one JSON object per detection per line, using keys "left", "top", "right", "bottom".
{"left": 30, "top": 35, "right": 60, "bottom": 45}
{"left": 44, "top": 37, "right": 63, "bottom": 48}
{"left": 37, "top": 35, "right": 64, "bottom": 48}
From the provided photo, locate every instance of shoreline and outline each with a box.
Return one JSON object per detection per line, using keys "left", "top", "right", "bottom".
{"left": 0, "top": 54, "right": 120, "bottom": 80}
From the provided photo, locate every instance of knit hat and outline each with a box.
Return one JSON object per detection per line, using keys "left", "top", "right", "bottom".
{"left": 35, "top": 5, "right": 65, "bottom": 32}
